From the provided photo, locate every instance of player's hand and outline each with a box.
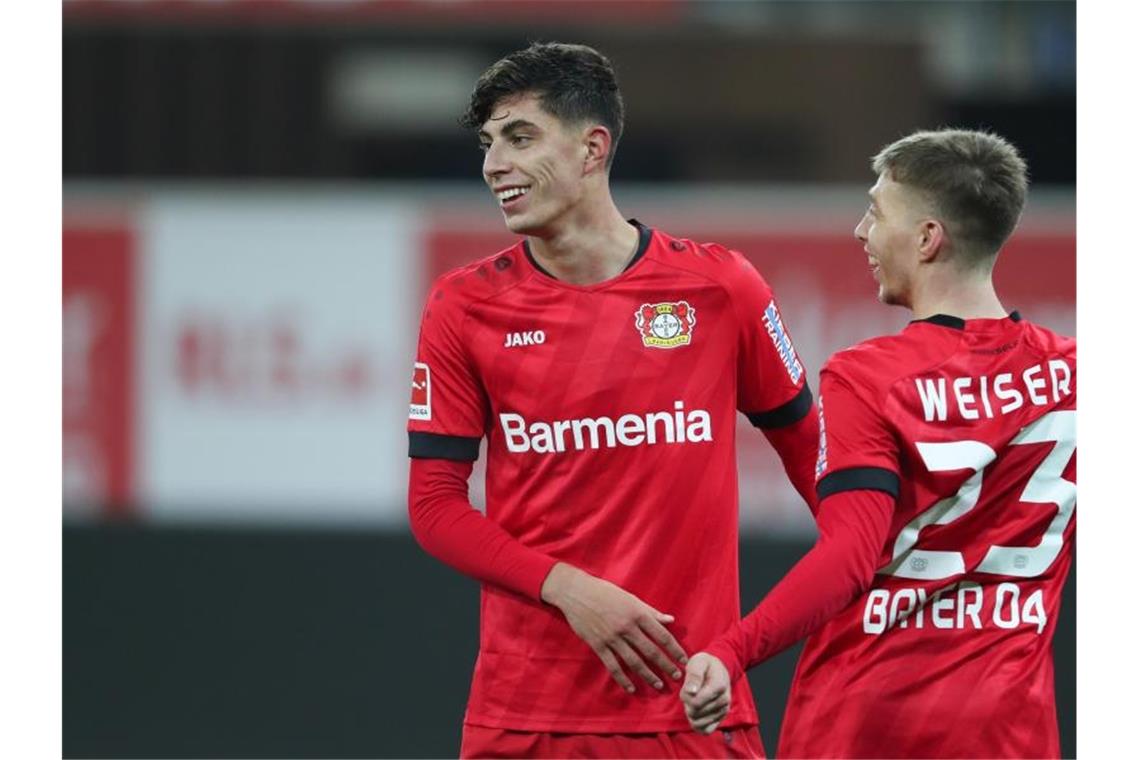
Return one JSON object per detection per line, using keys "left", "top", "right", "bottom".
{"left": 540, "top": 562, "right": 688, "bottom": 694}
{"left": 680, "top": 652, "right": 731, "bottom": 734}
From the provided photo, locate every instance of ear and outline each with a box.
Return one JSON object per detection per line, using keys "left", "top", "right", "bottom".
{"left": 582, "top": 125, "right": 613, "bottom": 176}
{"left": 916, "top": 219, "right": 947, "bottom": 263}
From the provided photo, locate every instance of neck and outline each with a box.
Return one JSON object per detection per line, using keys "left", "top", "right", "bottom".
{"left": 527, "top": 191, "right": 639, "bottom": 285}
{"left": 909, "top": 263, "right": 1008, "bottom": 321}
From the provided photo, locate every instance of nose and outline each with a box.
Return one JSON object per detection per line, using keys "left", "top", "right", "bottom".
{"left": 483, "top": 142, "right": 510, "bottom": 183}
{"left": 854, "top": 213, "right": 869, "bottom": 242}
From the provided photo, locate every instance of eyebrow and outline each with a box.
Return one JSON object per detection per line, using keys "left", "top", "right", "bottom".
{"left": 478, "top": 119, "right": 540, "bottom": 141}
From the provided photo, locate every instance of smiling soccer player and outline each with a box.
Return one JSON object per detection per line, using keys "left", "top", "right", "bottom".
{"left": 406, "top": 42, "right": 819, "bottom": 759}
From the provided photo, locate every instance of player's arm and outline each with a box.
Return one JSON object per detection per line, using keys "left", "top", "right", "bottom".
{"left": 408, "top": 456, "right": 558, "bottom": 598}
{"left": 682, "top": 367, "right": 898, "bottom": 732}
{"left": 409, "top": 458, "right": 688, "bottom": 692}
{"left": 682, "top": 488, "right": 893, "bottom": 731}
{"left": 408, "top": 284, "right": 687, "bottom": 691}
{"left": 754, "top": 396, "right": 819, "bottom": 514}
{"left": 731, "top": 257, "right": 819, "bottom": 513}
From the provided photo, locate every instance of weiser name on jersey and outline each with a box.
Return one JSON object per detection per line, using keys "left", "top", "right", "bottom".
{"left": 913, "top": 357, "right": 1073, "bottom": 423}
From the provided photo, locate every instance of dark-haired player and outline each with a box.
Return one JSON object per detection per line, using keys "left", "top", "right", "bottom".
{"left": 406, "top": 42, "right": 818, "bottom": 758}
{"left": 681, "top": 129, "right": 1075, "bottom": 759}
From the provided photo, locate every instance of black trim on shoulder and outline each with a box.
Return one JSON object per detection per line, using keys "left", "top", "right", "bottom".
{"left": 912, "top": 314, "right": 967, "bottom": 330}
{"left": 408, "top": 431, "right": 481, "bottom": 461}
{"left": 746, "top": 384, "right": 814, "bottom": 429}
{"left": 522, "top": 220, "right": 652, "bottom": 278}
{"left": 1009, "top": 310, "right": 1022, "bottom": 322}
{"left": 625, "top": 219, "right": 653, "bottom": 271}
{"left": 817, "top": 467, "right": 900, "bottom": 501}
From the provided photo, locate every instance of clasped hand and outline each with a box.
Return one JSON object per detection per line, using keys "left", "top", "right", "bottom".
{"left": 680, "top": 652, "right": 731, "bottom": 734}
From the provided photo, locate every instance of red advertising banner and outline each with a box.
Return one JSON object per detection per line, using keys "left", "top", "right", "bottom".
{"left": 63, "top": 224, "right": 136, "bottom": 515}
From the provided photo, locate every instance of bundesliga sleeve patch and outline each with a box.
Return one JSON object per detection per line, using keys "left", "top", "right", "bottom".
{"left": 763, "top": 300, "right": 804, "bottom": 383}
{"left": 635, "top": 300, "right": 696, "bottom": 349}
{"left": 409, "top": 362, "right": 431, "bottom": 420}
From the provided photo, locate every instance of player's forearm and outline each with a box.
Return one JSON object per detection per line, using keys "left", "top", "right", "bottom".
{"left": 704, "top": 489, "right": 894, "bottom": 682}
{"left": 763, "top": 404, "right": 821, "bottom": 514}
{"left": 408, "top": 458, "right": 558, "bottom": 601}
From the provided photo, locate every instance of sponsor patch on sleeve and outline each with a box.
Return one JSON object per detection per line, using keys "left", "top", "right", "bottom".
{"left": 815, "top": 395, "right": 828, "bottom": 479}
{"left": 762, "top": 300, "right": 804, "bottom": 384}
{"left": 409, "top": 362, "right": 431, "bottom": 420}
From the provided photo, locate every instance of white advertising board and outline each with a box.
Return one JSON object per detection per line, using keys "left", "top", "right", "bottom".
{"left": 137, "top": 194, "right": 418, "bottom": 525}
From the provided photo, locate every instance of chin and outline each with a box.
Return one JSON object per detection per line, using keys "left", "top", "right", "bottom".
{"left": 503, "top": 213, "right": 540, "bottom": 236}
{"left": 878, "top": 286, "right": 904, "bottom": 307}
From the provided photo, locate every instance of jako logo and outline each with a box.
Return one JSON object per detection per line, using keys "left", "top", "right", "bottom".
{"left": 504, "top": 330, "right": 546, "bottom": 348}
{"left": 500, "top": 401, "right": 712, "bottom": 454}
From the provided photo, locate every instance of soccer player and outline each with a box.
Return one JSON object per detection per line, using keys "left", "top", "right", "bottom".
{"left": 680, "top": 128, "right": 1075, "bottom": 759}
{"left": 407, "top": 42, "right": 819, "bottom": 758}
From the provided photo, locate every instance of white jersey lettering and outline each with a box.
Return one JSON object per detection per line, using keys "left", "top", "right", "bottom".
{"left": 500, "top": 402, "right": 713, "bottom": 454}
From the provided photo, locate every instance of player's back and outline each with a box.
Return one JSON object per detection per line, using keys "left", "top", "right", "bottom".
{"left": 780, "top": 313, "right": 1075, "bottom": 759}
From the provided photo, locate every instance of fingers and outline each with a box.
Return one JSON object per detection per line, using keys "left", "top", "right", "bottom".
{"left": 687, "top": 692, "right": 730, "bottom": 721}
{"left": 624, "top": 627, "right": 683, "bottom": 682}
{"left": 681, "top": 656, "right": 708, "bottom": 700}
{"left": 690, "top": 705, "right": 728, "bottom": 734}
{"left": 593, "top": 645, "right": 636, "bottom": 694}
{"left": 641, "top": 615, "right": 688, "bottom": 665}
{"left": 611, "top": 637, "right": 666, "bottom": 690}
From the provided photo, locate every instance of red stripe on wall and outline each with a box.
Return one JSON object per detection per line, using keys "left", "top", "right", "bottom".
{"left": 63, "top": 225, "right": 137, "bottom": 516}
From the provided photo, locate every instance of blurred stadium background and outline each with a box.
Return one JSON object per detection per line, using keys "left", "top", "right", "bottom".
{"left": 62, "top": 1, "right": 1075, "bottom": 757}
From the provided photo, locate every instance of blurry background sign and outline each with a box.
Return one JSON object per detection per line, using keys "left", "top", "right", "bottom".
{"left": 62, "top": 2, "right": 1075, "bottom": 757}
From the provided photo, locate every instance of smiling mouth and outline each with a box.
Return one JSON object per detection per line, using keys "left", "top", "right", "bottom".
{"left": 496, "top": 186, "right": 530, "bottom": 207}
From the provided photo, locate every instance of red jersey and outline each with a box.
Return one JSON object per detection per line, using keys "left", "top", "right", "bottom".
{"left": 779, "top": 313, "right": 1076, "bottom": 759}
{"left": 407, "top": 222, "right": 814, "bottom": 733}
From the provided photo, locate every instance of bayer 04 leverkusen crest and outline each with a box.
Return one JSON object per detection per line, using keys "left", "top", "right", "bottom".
{"left": 635, "top": 301, "right": 696, "bottom": 349}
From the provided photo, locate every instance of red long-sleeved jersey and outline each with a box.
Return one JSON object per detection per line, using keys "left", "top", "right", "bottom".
{"left": 407, "top": 221, "right": 817, "bottom": 733}
{"left": 707, "top": 313, "right": 1075, "bottom": 759}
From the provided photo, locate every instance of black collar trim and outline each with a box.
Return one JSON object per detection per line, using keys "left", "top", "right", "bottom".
{"left": 522, "top": 240, "right": 553, "bottom": 278}
{"left": 626, "top": 219, "right": 653, "bottom": 269}
{"left": 913, "top": 314, "right": 967, "bottom": 329}
{"left": 912, "top": 310, "right": 1023, "bottom": 330}
{"left": 523, "top": 220, "right": 651, "bottom": 279}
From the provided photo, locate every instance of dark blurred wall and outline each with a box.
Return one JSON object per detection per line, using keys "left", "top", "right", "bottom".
{"left": 63, "top": 524, "right": 1075, "bottom": 758}
{"left": 62, "top": 16, "right": 1073, "bottom": 183}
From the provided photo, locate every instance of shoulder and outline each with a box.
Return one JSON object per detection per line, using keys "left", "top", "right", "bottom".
{"left": 1020, "top": 319, "right": 1077, "bottom": 362}
{"left": 650, "top": 230, "right": 773, "bottom": 298}
{"left": 822, "top": 329, "right": 949, "bottom": 398}
{"left": 424, "top": 242, "right": 531, "bottom": 319}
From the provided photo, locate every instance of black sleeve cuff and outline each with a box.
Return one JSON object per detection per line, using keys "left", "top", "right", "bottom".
{"left": 409, "top": 431, "right": 481, "bottom": 461}
{"left": 745, "top": 384, "right": 814, "bottom": 429}
{"left": 817, "top": 466, "right": 900, "bottom": 501}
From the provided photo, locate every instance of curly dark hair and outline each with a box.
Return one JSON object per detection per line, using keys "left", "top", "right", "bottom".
{"left": 460, "top": 42, "right": 625, "bottom": 169}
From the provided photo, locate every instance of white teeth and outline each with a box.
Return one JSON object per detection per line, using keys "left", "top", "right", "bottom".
{"left": 497, "top": 187, "right": 528, "bottom": 202}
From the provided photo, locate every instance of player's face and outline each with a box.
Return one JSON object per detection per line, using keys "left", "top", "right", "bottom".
{"left": 854, "top": 174, "right": 925, "bottom": 308}
{"left": 478, "top": 93, "right": 590, "bottom": 236}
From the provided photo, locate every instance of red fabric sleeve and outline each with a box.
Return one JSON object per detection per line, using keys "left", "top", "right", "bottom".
{"left": 408, "top": 457, "right": 560, "bottom": 602}
{"left": 703, "top": 488, "right": 895, "bottom": 682}
{"left": 815, "top": 364, "right": 901, "bottom": 487}
{"left": 732, "top": 261, "right": 809, "bottom": 419}
{"left": 762, "top": 403, "right": 820, "bottom": 514}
